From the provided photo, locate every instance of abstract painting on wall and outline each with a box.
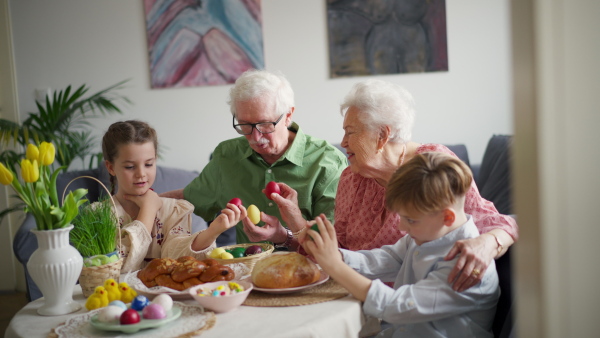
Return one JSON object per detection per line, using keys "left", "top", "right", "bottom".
{"left": 143, "top": 0, "right": 264, "bottom": 88}
{"left": 327, "top": 0, "right": 448, "bottom": 78}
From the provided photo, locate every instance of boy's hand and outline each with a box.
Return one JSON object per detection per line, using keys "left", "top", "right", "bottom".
{"left": 302, "top": 214, "right": 343, "bottom": 271}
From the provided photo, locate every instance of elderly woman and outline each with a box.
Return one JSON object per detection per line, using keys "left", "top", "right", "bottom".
{"left": 275, "top": 79, "right": 518, "bottom": 292}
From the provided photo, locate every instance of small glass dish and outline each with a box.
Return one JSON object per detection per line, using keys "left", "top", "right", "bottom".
{"left": 188, "top": 280, "right": 253, "bottom": 313}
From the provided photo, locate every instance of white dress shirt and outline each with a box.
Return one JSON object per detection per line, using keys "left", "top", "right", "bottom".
{"left": 342, "top": 216, "right": 499, "bottom": 337}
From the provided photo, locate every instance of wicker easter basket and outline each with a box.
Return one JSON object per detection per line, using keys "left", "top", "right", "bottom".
{"left": 213, "top": 243, "right": 274, "bottom": 272}
{"left": 63, "top": 176, "right": 124, "bottom": 298}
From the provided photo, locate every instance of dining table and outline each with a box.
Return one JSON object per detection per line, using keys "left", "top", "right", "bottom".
{"left": 5, "top": 275, "right": 376, "bottom": 338}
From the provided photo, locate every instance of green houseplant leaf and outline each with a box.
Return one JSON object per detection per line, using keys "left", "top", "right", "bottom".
{"left": 0, "top": 80, "right": 130, "bottom": 227}
{"left": 0, "top": 80, "right": 130, "bottom": 170}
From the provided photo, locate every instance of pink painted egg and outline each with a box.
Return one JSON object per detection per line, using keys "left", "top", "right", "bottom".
{"left": 142, "top": 303, "right": 166, "bottom": 319}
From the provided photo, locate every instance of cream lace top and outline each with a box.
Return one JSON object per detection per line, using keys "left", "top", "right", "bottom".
{"left": 113, "top": 197, "right": 215, "bottom": 273}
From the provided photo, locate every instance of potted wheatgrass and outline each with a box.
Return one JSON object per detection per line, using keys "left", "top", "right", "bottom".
{"left": 71, "top": 194, "right": 122, "bottom": 297}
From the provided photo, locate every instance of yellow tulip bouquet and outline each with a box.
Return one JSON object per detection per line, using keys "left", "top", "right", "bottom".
{"left": 0, "top": 142, "right": 88, "bottom": 230}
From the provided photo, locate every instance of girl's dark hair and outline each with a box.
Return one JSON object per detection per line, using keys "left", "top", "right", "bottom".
{"left": 102, "top": 120, "right": 158, "bottom": 194}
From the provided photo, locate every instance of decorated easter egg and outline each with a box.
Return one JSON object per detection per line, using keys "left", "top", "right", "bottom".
{"left": 120, "top": 309, "right": 141, "bottom": 325}
{"left": 109, "top": 300, "right": 127, "bottom": 310}
{"left": 309, "top": 224, "right": 321, "bottom": 240}
{"left": 231, "top": 247, "right": 246, "bottom": 258}
{"left": 151, "top": 294, "right": 173, "bottom": 312}
{"left": 244, "top": 245, "right": 263, "bottom": 256}
{"left": 98, "top": 305, "right": 125, "bottom": 323}
{"left": 131, "top": 295, "right": 149, "bottom": 311}
{"left": 143, "top": 303, "right": 167, "bottom": 319}
{"left": 228, "top": 197, "right": 243, "bottom": 207}
{"left": 265, "top": 181, "right": 281, "bottom": 200}
{"left": 311, "top": 224, "right": 320, "bottom": 233}
{"left": 210, "top": 247, "right": 226, "bottom": 259}
{"left": 247, "top": 204, "right": 260, "bottom": 224}
{"left": 220, "top": 251, "right": 234, "bottom": 259}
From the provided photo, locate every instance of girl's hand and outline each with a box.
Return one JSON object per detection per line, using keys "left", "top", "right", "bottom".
{"left": 212, "top": 204, "right": 248, "bottom": 234}
{"left": 192, "top": 204, "right": 248, "bottom": 252}
{"left": 125, "top": 189, "right": 163, "bottom": 233}
{"left": 444, "top": 235, "right": 495, "bottom": 292}
{"left": 301, "top": 214, "right": 343, "bottom": 271}
{"left": 124, "top": 189, "right": 163, "bottom": 212}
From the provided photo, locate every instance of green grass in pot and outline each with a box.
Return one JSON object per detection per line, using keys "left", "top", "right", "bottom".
{"left": 71, "top": 195, "right": 119, "bottom": 267}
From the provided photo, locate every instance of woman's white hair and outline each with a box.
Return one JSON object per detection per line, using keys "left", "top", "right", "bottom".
{"left": 228, "top": 69, "right": 295, "bottom": 118}
{"left": 340, "top": 79, "right": 415, "bottom": 144}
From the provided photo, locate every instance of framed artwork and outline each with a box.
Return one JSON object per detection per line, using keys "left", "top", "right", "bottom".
{"left": 143, "top": 0, "right": 264, "bottom": 88}
{"left": 327, "top": 0, "right": 448, "bottom": 78}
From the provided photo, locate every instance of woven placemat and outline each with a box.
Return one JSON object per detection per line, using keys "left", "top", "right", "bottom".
{"left": 243, "top": 278, "right": 349, "bottom": 307}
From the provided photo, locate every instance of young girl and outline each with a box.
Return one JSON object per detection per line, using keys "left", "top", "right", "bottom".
{"left": 102, "top": 120, "right": 246, "bottom": 273}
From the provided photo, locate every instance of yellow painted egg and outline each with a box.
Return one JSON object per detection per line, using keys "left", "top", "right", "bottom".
{"left": 247, "top": 204, "right": 261, "bottom": 224}
{"left": 210, "top": 247, "right": 226, "bottom": 259}
{"left": 220, "top": 252, "right": 234, "bottom": 259}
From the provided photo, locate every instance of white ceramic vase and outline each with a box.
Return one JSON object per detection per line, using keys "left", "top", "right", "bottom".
{"left": 27, "top": 225, "right": 83, "bottom": 316}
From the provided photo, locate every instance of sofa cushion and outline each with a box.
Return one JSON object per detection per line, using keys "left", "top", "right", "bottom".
{"left": 476, "top": 135, "right": 513, "bottom": 215}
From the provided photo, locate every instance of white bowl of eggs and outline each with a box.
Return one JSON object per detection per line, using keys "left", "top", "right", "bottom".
{"left": 188, "top": 280, "right": 252, "bottom": 313}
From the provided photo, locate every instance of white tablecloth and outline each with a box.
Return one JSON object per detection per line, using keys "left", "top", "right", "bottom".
{"left": 6, "top": 285, "right": 367, "bottom": 338}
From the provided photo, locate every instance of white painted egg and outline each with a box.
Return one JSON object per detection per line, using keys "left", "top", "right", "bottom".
{"left": 98, "top": 305, "right": 125, "bottom": 323}
{"left": 151, "top": 293, "right": 173, "bottom": 311}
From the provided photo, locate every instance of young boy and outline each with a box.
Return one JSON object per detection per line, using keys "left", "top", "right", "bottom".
{"left": 302, "top": 152, "right": 499, "bottom": 337}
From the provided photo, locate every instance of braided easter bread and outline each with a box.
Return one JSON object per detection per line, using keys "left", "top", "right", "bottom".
{"left": 137, "top": 256, "right": 235, "bottom": 291}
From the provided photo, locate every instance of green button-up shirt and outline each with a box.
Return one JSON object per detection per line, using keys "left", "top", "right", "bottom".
{"left": 183, "top": 122, "right": 348, "bottom": 244}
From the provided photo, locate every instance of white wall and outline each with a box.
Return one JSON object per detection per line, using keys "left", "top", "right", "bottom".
{"left": 8, "top": 0, "right": 513, "bottom": 172}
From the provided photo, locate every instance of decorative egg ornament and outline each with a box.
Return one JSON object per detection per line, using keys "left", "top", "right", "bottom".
{"left": 247, "top": 205, "right": 261, "bottom": 224}
{"left": 264, "top": 181, "right": 281, "bottom": 200}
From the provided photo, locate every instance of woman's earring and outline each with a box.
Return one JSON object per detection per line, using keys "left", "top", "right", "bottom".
{"left": 377, "top": 148, "right": 383, "bottom": 154}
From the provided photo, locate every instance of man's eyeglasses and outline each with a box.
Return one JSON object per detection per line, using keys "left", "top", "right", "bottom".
{"left": 233, "top": 114, "right": 285, "bottom": 135}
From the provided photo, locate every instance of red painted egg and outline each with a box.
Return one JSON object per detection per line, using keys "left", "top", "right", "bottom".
{"left": 265, "top": 181, "right": 280, "bottom": 200}
{"left": 120, "top": 309, "right": 141, "bottom": 325}
{"left": 228, "top": 197, "right": 243, "bottom": 207}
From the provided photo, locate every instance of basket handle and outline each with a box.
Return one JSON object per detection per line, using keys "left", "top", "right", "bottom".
{"left": 62, "top": 175, "right": 122, "bottom": 253}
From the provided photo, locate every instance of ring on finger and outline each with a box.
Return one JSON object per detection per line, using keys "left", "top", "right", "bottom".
{"left": 471, "top": 268, "right": 481, "bottom": 277}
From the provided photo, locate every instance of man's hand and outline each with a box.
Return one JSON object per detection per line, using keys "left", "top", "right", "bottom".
{"left": 269, "top": 182, "right": 307, "bottom": 233}
{"left": 159, "top": 188, "right": 184, "bottom": 199}
{"left": 241, "top": 212, "right": 287, "bottom": 243}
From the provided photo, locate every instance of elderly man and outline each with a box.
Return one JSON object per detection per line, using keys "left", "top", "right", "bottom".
{"left": 163, "top": 69, "right": 346, "bottom": 249}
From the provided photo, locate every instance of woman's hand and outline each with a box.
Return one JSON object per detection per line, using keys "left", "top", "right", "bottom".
{"left": 301, "top": 214, "right": 343, "bottom": 271}
{"left": 444, "top": 234, "right": 496, "bottom": 292}
{"left": 269, "top": 182, "right": 307, "bottom": 233}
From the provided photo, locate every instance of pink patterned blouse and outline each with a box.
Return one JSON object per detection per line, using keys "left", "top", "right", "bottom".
{"left": 334, "top": 144, "right": 519, "bottom": 251}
